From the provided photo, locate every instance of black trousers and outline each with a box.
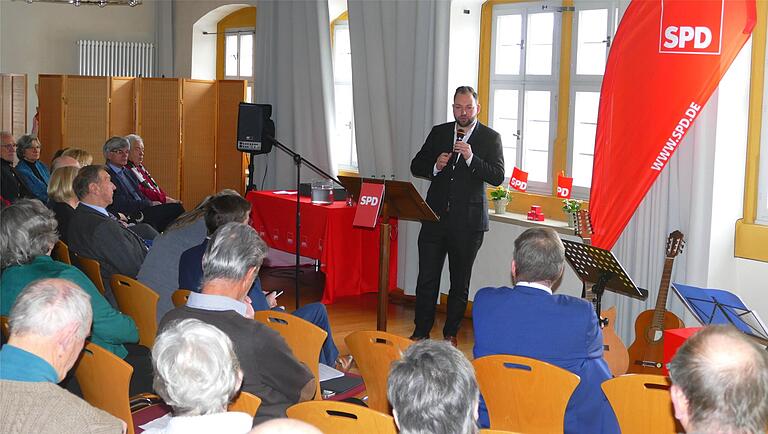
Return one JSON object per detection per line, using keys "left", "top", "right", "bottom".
{"left": 141, "top": 202, "right": 184, "bottom": 232}
{"left": 413, "top": 220, "right": 484, "bottom": 338}
{"left": 124, "top": 343, "right": 154, "bottom": 396}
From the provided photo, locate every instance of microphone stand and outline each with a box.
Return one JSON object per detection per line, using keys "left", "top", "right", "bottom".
{"left": 264, "top": 134, "right": 342, "bottom": 309}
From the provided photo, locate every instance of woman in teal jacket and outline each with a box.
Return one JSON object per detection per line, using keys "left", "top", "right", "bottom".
{"left": 1, "top": 199, "right": 152, "bottom": 394}
{"left": 13, "top": 135, "right": 50, "bottom": 203}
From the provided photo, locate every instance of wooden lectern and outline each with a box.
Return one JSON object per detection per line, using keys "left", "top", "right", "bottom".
{"left": 339, "top": 176, "right": 438, "bottom": 331}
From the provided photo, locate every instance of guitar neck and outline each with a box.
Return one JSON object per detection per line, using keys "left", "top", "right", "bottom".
{"left": 651, "top": 257, "right": 675, "bottom": 328}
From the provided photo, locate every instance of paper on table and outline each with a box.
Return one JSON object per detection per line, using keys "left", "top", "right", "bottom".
{"left": 273, "top": 190, "right": 297, "bottom": 195}
{"left": 319, "top": 363, "right": 344, "bottom": 381}
{"left": 139, "top": 413, "right": 171, "bottom": 431}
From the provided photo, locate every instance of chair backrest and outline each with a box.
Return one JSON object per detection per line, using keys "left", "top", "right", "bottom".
{"left": 75, "top": 342, "right": 135, "bottom": 434}
{"left": 111, "top": 274, "right": 160, "bottom": 348}
{"left": 228, "top": 391, "right": 262, "bottom": 417}
{"left": 52, "top": 240, "right": 72, "bottom": 265}
{"left": 253, "top": 310, "right": 327, "bottom": 400}
{"left": 0, "top": 315, "right": 9, "bottom": 340}
{"left": 601, "top": 374, "right": 681, "bottom": 434}
{"left": 344, "top": 330, "right": 412, "bottom": 413}
{"left": 171, "top": 289, "right": 191, "bottom": 308}
{"left": 472, "top": 354, "right": 580, "bottom": 433}
{"left": 479, "top": 430, "right": 524, "bottom": 434}
{"left": 287, "top": 400, "right": 397, "bottom": 434}
{"left": 74, "top": 255, "right": 106, "bottom": 295}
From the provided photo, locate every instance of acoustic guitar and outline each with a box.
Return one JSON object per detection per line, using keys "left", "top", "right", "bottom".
{"left": 626, "top": 230, "right": 685, "bottom": 374}
{"left": 573, "top": 210, "right": 629, "bottom": 377}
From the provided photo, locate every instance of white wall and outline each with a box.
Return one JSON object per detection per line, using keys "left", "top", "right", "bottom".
{"left": 0, "top": 0, "right": 156, "bottom": 128}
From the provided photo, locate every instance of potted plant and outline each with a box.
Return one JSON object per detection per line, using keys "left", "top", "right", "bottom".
{"left": 562, "top": 199, "right": 583, "bottom": 227}
{"left": 490, "top": 186, "right": 511, "bottom": 214}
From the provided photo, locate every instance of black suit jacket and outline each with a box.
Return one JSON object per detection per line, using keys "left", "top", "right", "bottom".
{"left": 105, "top": 164, "right": 151, "bottom": 216}
{"left": 67, "top": 203, "right": 148, "bottom": 294}
{"left": 411, "top": 122, "right": 504, "bottom": 231}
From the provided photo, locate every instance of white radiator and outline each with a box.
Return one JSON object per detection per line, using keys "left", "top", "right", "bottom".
{"left": 78, "top": 40, "right": 154, "bottom": 77}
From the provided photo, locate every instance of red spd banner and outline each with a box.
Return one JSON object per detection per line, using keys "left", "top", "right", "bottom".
{"left": 509, "top": 167, "right": 528, "bottom": 192}
{"left": 590, "top": 0, "right": 755, "bottom": 249}
{"left": 353, "top": 182, "right": 385, "bottom": 228}
{"left": 556, "top": 173, "right": 573, "bottom": 199}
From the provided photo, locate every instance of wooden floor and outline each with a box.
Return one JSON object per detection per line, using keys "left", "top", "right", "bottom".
{"left": 261, "top": 266, "right": 476, "bottom": 358}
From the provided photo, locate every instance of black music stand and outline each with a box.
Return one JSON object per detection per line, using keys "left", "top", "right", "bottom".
{"left": 562, "top": 240, "right": 648, "bottom": 325}
{"left": 672, "top": 283, "right": 768, "bottom": 346}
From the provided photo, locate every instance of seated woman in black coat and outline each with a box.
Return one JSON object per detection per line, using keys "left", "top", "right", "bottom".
{"left": 47, "top": 166, "right": 80, "bottom": 244}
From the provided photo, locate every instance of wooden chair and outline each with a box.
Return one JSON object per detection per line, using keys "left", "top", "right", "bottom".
{"left": 472, "top": 355, "right": 580, "bottom": 433}
{"left": 51, "top": 240, "right": 72, "bottom": 264}
{"left": 253, "top": 310, "right": 327, "bottom": 400}
{"left": 601, "top": 374, "right": 681, "bottom": 434}
{"left": 344, "top": 330, "right": 412, "bottom": 413}
{"left": 228, "top": 391, "right": 262, "bottom": 417}
{"left": 0, "top": 315, "right": 9, "bottom": 340}
{"left": 171, "top": 289, "right": 191, "bottom": 307}
{"left": 111, "top": 274, "right": 159, "bottom": 348}
{"left": 287, "top": 400, "right": 397, "bottom": 434}
{"left": 75, "top": 342, "right": 163, "bottom": 434}
{"left": 479, "top": 430, "right": 524, "bottom": 434}
{"left": 74, "top": 255, "right": 106, "bottom": 295}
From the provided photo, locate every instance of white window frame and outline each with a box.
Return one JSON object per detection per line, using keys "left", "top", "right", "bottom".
{"left": 331, "top": 19, "right": 357, "bottom": 171}
{"left": 223, "top": 27, "right": 256, "bottom": 102}
{"left": 488, "top": 2, "right": 562, "bottom": 194}
{"left": 567, "top": 1, "right": 620, "bottom": 199}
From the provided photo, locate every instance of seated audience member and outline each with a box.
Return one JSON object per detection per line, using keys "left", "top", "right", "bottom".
{"left": 62, "top": 147, "right": 93, "bottom": 167}
{"left": 178, "top": 194, "right": 348, "bottom": 369}
{"left": 13, "top": 135, "right": 50, "bottom": 203}
{"left": 472, "top": 227, "right": 619, "bottom": 433}
{"left": 126, "top": 134, "right": 181, "bottom": 204}
{"left": 668, "top": 325, "right": 768, "bottom": 434}
{"left": 388, "top": 340, "right": 479, "bottom": 434}
{"left": 160, "top": 222, "right": 315, "bottom": 424}
{"left": 67, "top": 165, "right": 149, "bottom": 304}
{"left": 140, "top": 189, "right": 240, "bottom": 322}
{"left": 50, "top": 155, "right": 80, "bottom": 171}
{"left": 103, "top": 136, "right": 183, "bottom": 231}
{"left": 0, "top": 199, "right": 153, "bottom": 395}
{"left": 47, "top": 166, "right": 80, "bottom": 244}
{"left": 249, "top": 419, "right": 322, "bottom": 434}
{"left": 143, "top": 318, "right": 252, "bottom": 434}
{"left": 0, "top": 278, "right": 124, "bottom": 433}
{"left": 1, "top": 131, "right": 32, "bottom": 204}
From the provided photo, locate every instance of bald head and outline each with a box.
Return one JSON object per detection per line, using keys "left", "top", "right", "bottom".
{"left": 668, "top": 325, "right": 768, "bottom": 434}
{"left": 249, "top": 418, "right": 322, "bottom": 434}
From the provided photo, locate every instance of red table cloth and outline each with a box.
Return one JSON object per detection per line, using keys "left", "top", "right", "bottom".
{"left": 246, "top": 191, "right": 398, "bottom": 304}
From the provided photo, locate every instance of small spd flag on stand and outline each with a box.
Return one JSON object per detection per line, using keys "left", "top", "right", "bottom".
{"left": 556, "top": 173, "right": 573, "bottom": 199}
{"left": 353, "top": 182, "right": 385, "bottom": 228}
{"left": 509, "top": 167, "right": 528, "bottom": 192}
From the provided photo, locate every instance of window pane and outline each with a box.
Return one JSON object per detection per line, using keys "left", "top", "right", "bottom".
{"left": 495, "top": 14, "right": 522, "bottom": 75}
{"left": 526, "top": 13, "right": 554, "bottom": 76}
{"left": 576, "top": 9, "right": 608, "bottom": 75}
{"left": 225, "top": 35, "right": 238, "bottom": 77}
{"left": 334, "top": 26, "right": 352, "bottom": 83}
{"left": 333, "top": 83, "right": 356, "bottom": 168}
{"left": 246, "top": 83, "right": 253, "bottom": 103}
{"left": 239, "top": 34, "right": 253, "bottom": 77}
{"left": 522, "top": 90, "right": 550, "bottom": 182}
{"left": 492, "top": 89, "right": 519, "bottom": 176}
{"left": 572, "top": 91, "right": 599, "bottom": 188}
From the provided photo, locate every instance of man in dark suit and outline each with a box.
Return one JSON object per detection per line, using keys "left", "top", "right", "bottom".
{"left": 67, "top": 164, "right": 149, "bottom": 305}
{"left": 472, "top": 228, "right": 619, "bottom": 433}
{"left": 103, "top": 136, "right": 183, "bottom": 232}
{"left": 410, "top": 86, "right": 505, "bottom": 344}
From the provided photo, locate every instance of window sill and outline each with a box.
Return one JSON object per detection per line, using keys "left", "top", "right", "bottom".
{"left": 488, "top": 188, "right": 589, "bottom": 222}
{"left": 489, "top": 210, "right": 576, "bottom": 236}
{"left": 734, "top": 219, "right": 768, "bottom": 262}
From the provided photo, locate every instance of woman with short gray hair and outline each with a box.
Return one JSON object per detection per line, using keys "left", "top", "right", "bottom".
{"left": 14, "top": 135, "right": 50, "bottom": 202}
{"left": 145, "top": 318, "right": 251, "bottom": 434}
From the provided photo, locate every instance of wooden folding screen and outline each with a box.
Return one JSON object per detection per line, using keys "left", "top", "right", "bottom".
{"left": 64, "top": 76, "right": 110, "bottom": 160}
{"left": 0, "top": 74, "right": 27, "bottom": 138}
{"left": 137, "top": 78, "right": 182, "bottom": 199}
{"left": 37, "top": 75, "right": 64, "bottom": 164}
{"left": 181, "top": 80, "right": 217, "bottom": 207}
{"left": 217, "top": 80, "right": 247, "bottom": 193}
{"left": 109, "top": 78, "right": 135, "bottom": 137}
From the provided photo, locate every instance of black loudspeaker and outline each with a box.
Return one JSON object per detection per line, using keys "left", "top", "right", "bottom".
{"left": 237, "top": 103, "right": 274, "bottom": 154}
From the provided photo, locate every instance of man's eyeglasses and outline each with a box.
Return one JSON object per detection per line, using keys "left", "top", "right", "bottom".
{"left": 110, "top": 149, "right": 129, "bottom": 156}
{"left": 1, "top": 143, "right": 16, "bottom": 149}
{"left": 452, "top": 105, "right": 477, "bottom": 113}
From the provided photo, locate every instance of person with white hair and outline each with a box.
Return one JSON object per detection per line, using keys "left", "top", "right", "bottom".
{"left": 1, "top": 130, "right": 32, "bottom": 204}
{"left": 668, "top": 325, "right": 768, "bottom": 434}
{"left": 125, "top": 133, "right": 180, "bottom": 204}
{"left": 159, "top": 222, "right": 315, "bottom": 424}
{"left": 143, "top": 318, "right": 251, "bottom": 434}
{"left": 14, "top": 134, "right": 51, "bottom": 203}
{"left": 0, "top": 278, "right": 124, "bottom": 433}
{"left": 388, "top": 340, "right": 479, "bottom": 434}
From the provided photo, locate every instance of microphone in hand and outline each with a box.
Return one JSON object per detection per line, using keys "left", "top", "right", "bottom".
{"left": 453, "top": 128, "right": 466, "bottom": 164}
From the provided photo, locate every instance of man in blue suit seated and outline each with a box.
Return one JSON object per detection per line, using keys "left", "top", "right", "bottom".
{"left": 472, "top": 227, "right": 619, "bottom": 434}
{"left": 178, "top": 194, "right": 350, "bottom": 370}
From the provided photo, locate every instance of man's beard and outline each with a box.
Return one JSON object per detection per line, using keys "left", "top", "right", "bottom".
{"left": 456, "top": 115, "right": 476, "bottom": 128}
